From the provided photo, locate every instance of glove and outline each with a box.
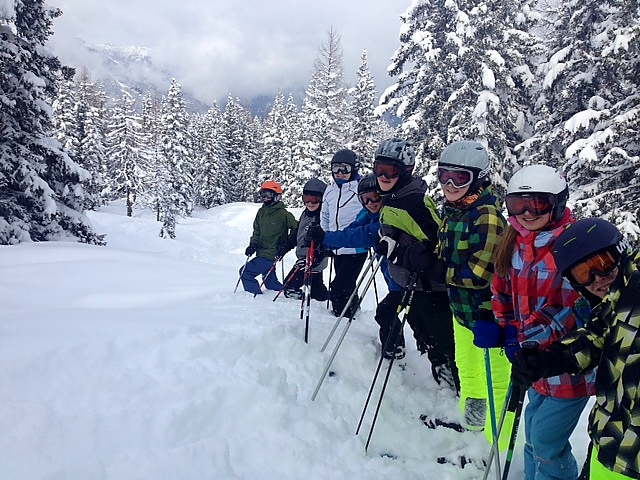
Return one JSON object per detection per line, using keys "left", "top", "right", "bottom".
{"left": 472, "top": 317, "right": 504, "bottom": 348}
{"left": 403, "top": 241, "right": 435, "bottom": 273}
{"left": 305, "top": 225, "right": 325, "bottom": 247}
{"left": 376, "top": 235, "right": 399, "bottom": 263}
{"left": 503, "top": 325, "right": 521, "bottom": 362}
{"left": 511, "top": 344, "right": 567, "bottom": 387}
{"left": 245, "top": 244, "right": 256, "bottom": 256}
{"left": 276, "top": 241, "right": 291, "bottom": 258}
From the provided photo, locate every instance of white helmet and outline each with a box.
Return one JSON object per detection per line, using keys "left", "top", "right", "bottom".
{"left": 507, "top": 165, "right": 569, "bottom": 221}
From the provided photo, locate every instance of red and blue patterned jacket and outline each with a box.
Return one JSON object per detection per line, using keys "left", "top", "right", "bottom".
{"left": 491, "top": 209, "right": 597, "bottom": 398}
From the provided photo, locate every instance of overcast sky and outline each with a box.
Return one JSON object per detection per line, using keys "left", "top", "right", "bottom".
{"left": 45, "top": 0, "right": 410, "bottom": 106}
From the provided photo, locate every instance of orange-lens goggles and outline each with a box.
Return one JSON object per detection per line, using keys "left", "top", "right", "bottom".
{"left": 359, "top": 192, "right": 382, "bottom": 206}
{"left": 374, "top": 161, "right": 402, "bottom": 179}
{"left": 569, "top": 250, "right": 619, "bottom": 286}
{"left": 506, "top": 193, "right": 554, "bottom": 216}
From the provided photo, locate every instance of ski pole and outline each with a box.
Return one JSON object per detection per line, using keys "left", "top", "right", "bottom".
{"left": 234, "top": 254, "right": 251, "bottom": 293}
{"left": 320, "top": 252, "right": 379, "bottom": 352}
{"left": 253, "top": 257, "right": 281, "bottom": 298}
{"left": 356, "top": 272, "right": 418, "bottom": 451}
{"left": 482, "top": 383, "right": 514, "bottom": 480}
{"left": 369, "top": 249, "right": 379, "bottom": 305}
{"left": 485, "top": 349, "right": 502, "bottom": 480}
{"left": 326, "top": 255, "right": 333, "bottom": 310}
{"left": 273, "top": 264, "right": 302, "bottom": 301}
{"left": 311, "top": 255, "right": 383, "bottom": 400}
{"left": 501, "top": 384, "right": 525, "bottom": 480}
{"left": 302, "top": 241, "right": 315, "bottom": 343}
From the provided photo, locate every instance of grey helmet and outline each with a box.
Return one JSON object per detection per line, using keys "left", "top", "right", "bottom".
{"left": 302, "top": 178, "right": 327, "bottom": 196}
{"left": 438, "top": 140, "right": 490, "bottom": 192}
{"left": 507, "top": 164, "right": 569, "bottom": 222}
{"left": 375, "top": 138, "right": 416, "bottom": 169}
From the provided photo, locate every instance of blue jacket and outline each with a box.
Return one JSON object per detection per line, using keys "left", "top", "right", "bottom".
{"left": 323, "top": 208, "right": 401, "bottom": 292}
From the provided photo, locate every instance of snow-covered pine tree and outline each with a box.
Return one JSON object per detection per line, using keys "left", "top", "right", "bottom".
{"left": 380, "top": 0, "right": 541, "bottom": 197}
{"left": 299, "top": 27, "right": 350, "bottom": 181}
{"left": 158, "top": 79, "right": 193, "bottom": 239}
{"left": 104, "top": 93, "right": 149, "bottom": 217}
{"left": 348, "top": 50, "right": 380, "bottom": 171}
{"left": 0, "top": 0, "right": 101, "bottom": 244}
{"left": 52, "top": 76, "right": 80, "bottom": 167}
{"left": 74, "top": 68, "right": 107, "bottom": 210}
{"left": 139, "top": 92, "right": 163, "bottom": 219}
{"left": 192, "top": 103, "right": 225, "bottom": 208}
{"left": 523, "top": 0, "right": 639, "bottom": 242}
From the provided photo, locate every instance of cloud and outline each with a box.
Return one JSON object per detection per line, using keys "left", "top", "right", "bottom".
{"left": 46, "top": 0, "right": 408, "bottom": 105}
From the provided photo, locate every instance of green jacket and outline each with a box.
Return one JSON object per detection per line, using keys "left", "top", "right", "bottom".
{"left": 249, "top": 202, "right": 298, "bottom": 261}
{"left": 560, "top": 251, "right": 640, "bottom": 478}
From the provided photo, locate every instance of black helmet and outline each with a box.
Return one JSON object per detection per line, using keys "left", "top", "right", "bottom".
{"left": 438, "top": 140, "right": 490, "bottom": 192}
{"left": 553, "top": 218, "right": 627, "bottom": 278}
{"left": 302, "top": 178, "right": 327, "bottom": 196}
{"left": 331, "top": 149, "right": 358, "bottom": 181}
{"left": 357, "top": 173, "right": 378, "bottom": 196}
{"left": 375, "top": 137, "right": 416, "bottom": 170}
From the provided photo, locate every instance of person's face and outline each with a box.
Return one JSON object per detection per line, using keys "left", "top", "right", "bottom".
{"left": 359, "top": 191, "right": 383, "bottom": 214}
{"left": 583, "top": 268, "right": 619, "bottom": 298}
{"left": 441, "top": 183, "right": 470, "bottom": 203}
{"left": 514, "top": 212, "right": 551, "bottom": 232}
{"left": 302, "top": 194, "right": 321, "bottom": 212}
{"left": 331, "top": 163, "right": 352, "bottom": 183}
{"left": 333, "top": 171, "right": 351, "bottom": 182}
{"left": 373, "top": 161, "right": 402, "bottom": 192}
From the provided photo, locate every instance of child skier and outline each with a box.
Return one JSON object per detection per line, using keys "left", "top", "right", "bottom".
{"left": 490, "top": 165, "right": 596, "bottom": 479}
{"left": 436, "top": 140, "right": 513, "bottom": 447}
{"left": 239, "top": 180, "right": 298, "bottom": 295}
{"left": 321, "top": 149, "right": 368, "bottom": 318}
{"left": 513, "top": 217, "right": 639, "bottom": 480}
{"left": 374, "top": 137, "right": 459, "bottom": 390}
{"left": 306, "top": 173, "right": 405, "bottom": 359}
{"left": 277, "top": 178, "right": 329, "bottom": 302}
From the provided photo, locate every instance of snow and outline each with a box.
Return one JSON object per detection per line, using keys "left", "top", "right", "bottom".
{"left": 0, "top": 201, "right": 593, "bottom": 479}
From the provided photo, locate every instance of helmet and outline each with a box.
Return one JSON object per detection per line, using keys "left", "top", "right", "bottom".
{"left": 507, "top": 164, "right": 569, "bottom": 222}
{"left": 375, "top": 138, "right": 416, "bottom": 168}
{"left": 302, "top": 178, "right": 327, "bottom": 196}
{"left": 331, "top": 149, "right": 358, "bottom": 181}
{"left": 260, "top": 180, "right": 283, "bottom": 195}
{"left": 553, "top": 218, "right": 626, "bottom": 277}
{"left": 438, "top": 140, "right": 490, "bottom": 192}
{"left": 357, "top": 173, "right": 378, "bottom": 196}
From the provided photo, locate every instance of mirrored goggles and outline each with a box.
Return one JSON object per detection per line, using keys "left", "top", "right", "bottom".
{"left": 437, "top": 167, "right": 474, "bottom": 188}
{"left": 359, "top": 192, "right": 382, "bottom": 206}
{"left": 373, "top": 161, "right": 402, "bottom": 179}
{"left": 302, "top": 194, "right": 321, "bottom": 205}
{"left": 331, "top": 163, "right": 353, "bottom": 175}
{"left": 569, "top": 250, "right": 619, "bottom": 286}
{"left": 506, "top": 193, "right": 554, "bottom": 216}
{"left": 260, "top": 189, "right": 277, "bottom": 200}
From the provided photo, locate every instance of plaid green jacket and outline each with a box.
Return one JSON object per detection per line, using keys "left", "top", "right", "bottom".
{"left": 560, "top": 251, "right": 640, "bottom": 478}
{"left": 438, "top": 186, "right": 505, "bottom": 328}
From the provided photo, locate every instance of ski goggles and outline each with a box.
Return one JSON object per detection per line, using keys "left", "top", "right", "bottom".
{"left": 260, "top": 189, "right": 277, "bottom": 200}
{"left": 437, "top": 167, "right": 474, "bottom": 188}
{"left": 373, "top": 161, "right": 402, "bottom": 180}
{"left": 569, "top": 250, "right": 619, "bottom": 286}
{"left": 505, "top": 193, "right": 554, "bottom": 216}
{"left": 331, "top": 163, "right": 353, "bottom": 175}
{"left": 359, "top": 191, "right": 382, "bottom": 206}
{"left": 302, "top": 194, "right": 321, "bottom": 205}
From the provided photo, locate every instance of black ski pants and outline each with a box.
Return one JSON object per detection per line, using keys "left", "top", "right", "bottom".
{"left": 283, "top": 266, "right": 328, "bottom": 301}
{"left": 329, "top": 252, "right": 368, "bottom": 316}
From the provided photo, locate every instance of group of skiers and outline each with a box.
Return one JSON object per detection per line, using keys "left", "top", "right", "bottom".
{"left": 237, "top": 137, "right": 640, "bottom": 480}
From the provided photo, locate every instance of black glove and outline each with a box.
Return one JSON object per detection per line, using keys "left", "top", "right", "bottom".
{"left": 403, "top": 241, "right": 435, "bottom": 273}
{"left": 245, "top": 244, "right": 256, "bottom": 256}
{"left": 276, "top": 241, "right": 292, "bottom": 258}
{"left": 305, "top": 225, "right": 325, "bottom": 247}
{"left": 376, "top": 235, "right": 399, "bottom": 263}
{"left": 511, "top": 344, "right": 567, "bottom": 387}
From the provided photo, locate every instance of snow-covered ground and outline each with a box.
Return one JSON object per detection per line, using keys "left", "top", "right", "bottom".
{"left": 0, "top": 201, "right": 593, "bottom": 479}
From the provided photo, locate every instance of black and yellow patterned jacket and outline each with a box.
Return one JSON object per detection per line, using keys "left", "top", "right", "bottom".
{"left": 559, "top": 251, "right": 640, "bottom": 478}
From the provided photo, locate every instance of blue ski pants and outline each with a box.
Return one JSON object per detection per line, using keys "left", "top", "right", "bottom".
{"left": 240, "top": 257, "right": 282, "bottom": 294}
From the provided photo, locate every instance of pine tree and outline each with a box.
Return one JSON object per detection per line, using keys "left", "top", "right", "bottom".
{"left": 192, "top": 104, "right": 225, "bottom": 208}
{"left": 158, "top": 79, "right": 193, "bottom": 238}
{"left": 380, "top": 0, "right": 541, "bottom": 195}
{"left": 349, "top": 50, "right": 381, "bottom": 171}
{"left": 523, "top": 0, "right": 640, "bottom": 239}
{"left": 0, "top": 0, "right": 101, "bottom": 244}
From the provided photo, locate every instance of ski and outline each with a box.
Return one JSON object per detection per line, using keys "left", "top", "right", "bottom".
{"left": 419, "top": 414, "right": 466, "bottom": 433}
